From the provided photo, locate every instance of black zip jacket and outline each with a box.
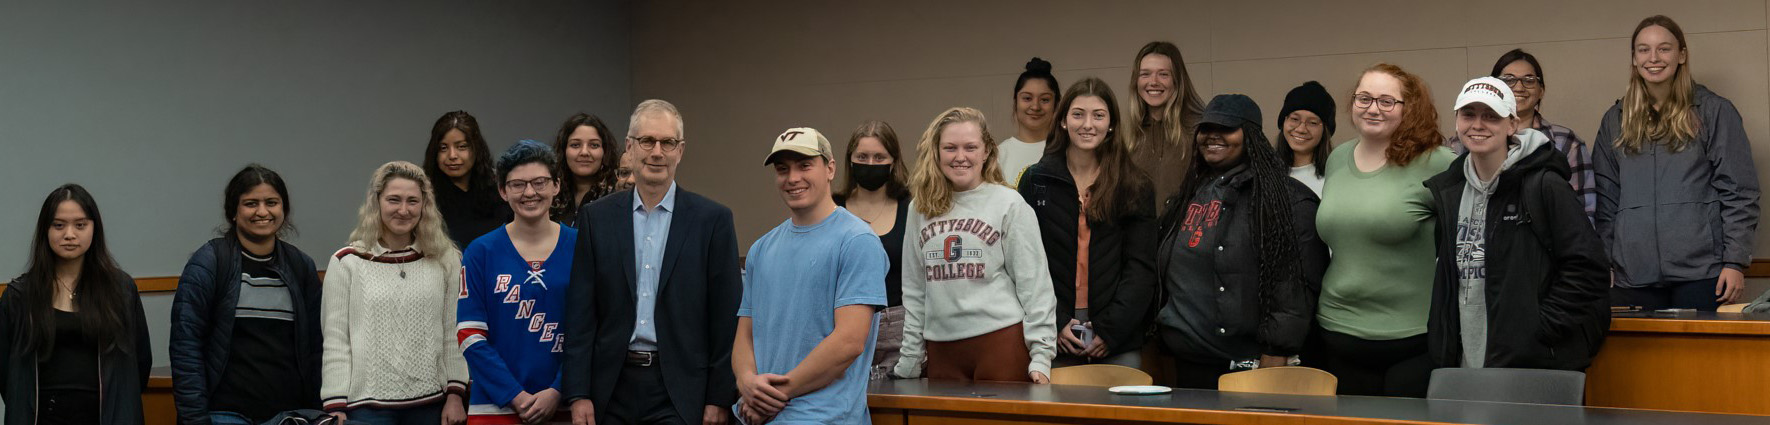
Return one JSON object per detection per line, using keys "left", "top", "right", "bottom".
{"left": 1424, "top": 142, "right": 1611, "bottom": 370}
{"left": 1017, "top": 153, "right": 1159, "bottom": 356}
{"left": 0, "top": 274, "right": 152, "bottom": 425}
{"left": 170, "top": 237, "right": 323, "bottom": 425}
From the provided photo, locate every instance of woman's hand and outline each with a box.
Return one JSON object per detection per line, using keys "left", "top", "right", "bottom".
{"left": 441, "top": 393, "right": 466, "bottom": 425}
{"left": 1082, "top": 335, "right": 1109, "bottom": 358}
{"left": 1057, "top": 319, "right": 1085, "bottom": 355}
{"left": 1717, "top": 268, "right": 1744, "bottom": 304}
{"left": 1029, "top": 370, "right": 1050, "bottom": 384}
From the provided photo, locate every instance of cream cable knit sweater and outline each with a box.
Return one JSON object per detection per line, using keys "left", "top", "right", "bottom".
{"left": 321, "top": 243, "right": 469, "bottom": 412}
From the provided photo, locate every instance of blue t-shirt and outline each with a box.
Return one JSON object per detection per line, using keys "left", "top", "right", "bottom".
{"left": 736, "top": 208, "right": 887, "bottom": 424}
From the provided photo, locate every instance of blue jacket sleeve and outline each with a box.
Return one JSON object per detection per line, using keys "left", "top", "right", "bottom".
{"left": 170, "top": 245, "right": 217, "bottom": 425}
{"left": 458, "top": 243, "right": 525, "bottom": 407}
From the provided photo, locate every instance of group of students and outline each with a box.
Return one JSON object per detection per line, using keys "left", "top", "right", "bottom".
{"left": 0, "top": 13, "right": 1759, "bottom": 425}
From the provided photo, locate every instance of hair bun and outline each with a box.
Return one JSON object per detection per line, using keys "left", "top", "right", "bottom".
{"left": 1024, "top": 57, "right": 1053, "bottom": 74}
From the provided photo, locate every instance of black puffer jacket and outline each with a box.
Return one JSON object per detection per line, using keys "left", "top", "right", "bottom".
{"left": 170, "top": 237, "right": 323, "bottom": 425}
{"left": 1154, "top": 167, "right": 1328, "bottom": 359}
{"left": 1017, "top": 153, "right": 1159, "bottom": 356}
{"left": 1425, "top": 140, "right": 1611, "bottom": 370}
{"left": 0, "top": 274, "right": 152, "bottom": 425}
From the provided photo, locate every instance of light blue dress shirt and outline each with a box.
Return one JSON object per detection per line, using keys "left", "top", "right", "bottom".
{"left": 629, "top": 182, "right": 676, "bottom": 351}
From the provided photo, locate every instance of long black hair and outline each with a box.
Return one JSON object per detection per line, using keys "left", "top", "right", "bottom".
{"left": 423, "top": 110, "right": 497, "bottom": 194}
{"left": 1166, "top": 120, "right": 1300, "bottom": 319}
{"left": 222, "top": 164, "right": 296, "bottom": 238}
{"left": 18, "top": 184, "right": 135, "bottom": 356}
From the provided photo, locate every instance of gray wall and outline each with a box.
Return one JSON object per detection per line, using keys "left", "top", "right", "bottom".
{"left": 0, "top": 0, "right": 632, "bottom": 376}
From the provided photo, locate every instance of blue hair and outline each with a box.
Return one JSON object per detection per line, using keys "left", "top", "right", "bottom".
{"left": 495, "top": 140, "right": 558, "bottom": 183}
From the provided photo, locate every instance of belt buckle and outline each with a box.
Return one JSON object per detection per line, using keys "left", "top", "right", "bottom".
{"left": 636, "top": 351, "right": 655, "bottom": 367}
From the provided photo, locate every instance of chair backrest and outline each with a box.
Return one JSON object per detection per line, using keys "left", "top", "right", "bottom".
{"left": 1217, "top": 366, "right": 1337, "bottom": 396}
{"left": 1427, "top": 368, "right": 1586, "bottom": 405}
{"left": 1049, "top": 364, "right": 1153, "bottom": 387}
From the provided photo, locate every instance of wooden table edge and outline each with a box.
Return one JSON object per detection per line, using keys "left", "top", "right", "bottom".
{"left": 868, "top": 393, "right": 1449, "bottom": 425}
{"left": 1609, "top": 317, "right": 1770, "bottom": 335}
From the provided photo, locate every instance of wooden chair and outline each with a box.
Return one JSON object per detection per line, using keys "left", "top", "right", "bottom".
{"left": 1218, "top": 366, "right": 1337, "bottom": 396}
{"left": 1049, "top": 364, "right": 1153, "bottom": 387}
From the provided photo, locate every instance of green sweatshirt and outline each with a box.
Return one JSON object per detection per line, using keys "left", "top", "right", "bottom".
{"left": 1315, "top": 139, "right": 1454, "bottom": 340}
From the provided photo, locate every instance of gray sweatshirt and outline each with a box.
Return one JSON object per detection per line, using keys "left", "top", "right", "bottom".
{"left": 896, "top": 184, "right": 1058, "bottom": 378}
{"left": 1455, "top": 130, "right": 1550, "bottom": 368}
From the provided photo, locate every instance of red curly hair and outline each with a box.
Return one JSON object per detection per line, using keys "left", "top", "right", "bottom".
{"left": 1349, "top": 63, "right": 1441, "bottom": 167}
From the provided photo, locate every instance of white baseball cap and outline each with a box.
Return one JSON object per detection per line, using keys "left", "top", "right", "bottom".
{"left": 763, "top": 127, "right": 833, "bottom": 165}
{"left": 1453, "top": 76, "right": 1516, "bottom": 118}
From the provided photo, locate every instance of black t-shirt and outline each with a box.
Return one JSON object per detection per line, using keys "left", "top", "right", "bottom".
{"left": 209, "top": 248, "right": 306, "bottom": 421}
{"left": 837, "top": 195, "right": 910, "bottom": 307}
{"left": 40, "top": 309, "right": 101, "bottom": 395}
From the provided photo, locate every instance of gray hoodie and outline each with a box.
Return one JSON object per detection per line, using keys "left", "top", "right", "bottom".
{"left": 1454, "top": 129, "right": 1550, "bottom": 368}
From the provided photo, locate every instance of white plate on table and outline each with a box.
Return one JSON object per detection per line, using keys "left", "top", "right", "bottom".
{"left": 1108, "top": 385, "right": 1173, "bottom": 395}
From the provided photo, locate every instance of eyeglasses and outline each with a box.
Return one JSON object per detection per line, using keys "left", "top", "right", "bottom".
{"left": 503, "top": 177, "right": 556, "bottom": 193}
{"left": 1498, "top": 75, "right": 1543, "bottom": 89}
{"left": 1353, "top": 94, "right": 1405, "bottom": 112}
{"left": 631, "top": 136, "right": 684, "bottom": 152}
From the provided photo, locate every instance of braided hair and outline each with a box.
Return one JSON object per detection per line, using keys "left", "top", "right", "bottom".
{"left": 1164, "top": 121, "right": 1300, "bottom": 323}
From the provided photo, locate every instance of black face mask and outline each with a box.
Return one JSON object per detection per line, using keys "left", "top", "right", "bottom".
{"left": 851, "top": 163, "right": 893, "bottom": 191}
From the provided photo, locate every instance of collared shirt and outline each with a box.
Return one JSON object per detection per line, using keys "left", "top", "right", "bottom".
{"left": 1443, "top": 113, "right": 1595, "bottom": 221}
{"left": 629, "top": 182, "right": 677, "bottom": 351}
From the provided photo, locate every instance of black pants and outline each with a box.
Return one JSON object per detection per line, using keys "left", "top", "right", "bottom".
{"left": 38, "top": 390, "right": 99, "bottom": 425}
{"left": 1170, "top": 355, "right": 1233, "bottom": 390}
{"left": 1611, "top": 280, "right": 1721, "bottom": 311}
{"left": 1156, "top": 327, "right": 1233, "bottom": 390}
{"left": 607, "top": 363, "right": 686, "bottom": 425}
{"left": 1316, "top": 327, "right": 1431, "bottom": 398}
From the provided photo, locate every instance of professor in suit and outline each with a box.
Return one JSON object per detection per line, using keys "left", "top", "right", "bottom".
{"left": 564, "top": 99, "right": 741, "bottom": 425}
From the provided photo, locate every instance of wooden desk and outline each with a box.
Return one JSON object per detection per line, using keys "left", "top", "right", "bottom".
{"left": 147, "top": 366, "right": 174, "bottom": 425}
{"left": 869, "top": 379, "right": 1767, "bottom": 425}
{"left": 1586, "top": 312, "right": 1770, "bottom": 415}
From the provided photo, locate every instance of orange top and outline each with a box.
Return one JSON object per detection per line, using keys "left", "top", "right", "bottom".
{"left": 1075, "top": 196, "right": 1090, "bottom": 310}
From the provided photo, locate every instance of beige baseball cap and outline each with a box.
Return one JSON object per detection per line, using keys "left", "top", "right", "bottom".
{"left": 763, "top": 127, "right": 833, "bottom": 165}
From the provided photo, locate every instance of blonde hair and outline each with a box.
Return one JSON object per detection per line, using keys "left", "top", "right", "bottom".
{"left": 347, "top": 161, "right": 457, "bottom": 258}
{"left": 909, "top": 107, "right": 1003, "bottom": 217}
{"left": 1125, "top": 41, "right": 1205, "bottom": 152}
{"left": 1619, "top": 15, "right": 1699, "bottom": 154}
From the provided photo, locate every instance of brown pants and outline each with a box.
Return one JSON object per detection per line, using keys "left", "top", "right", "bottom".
{"left": 925, "top": 323, "right": 1033, "bottom": 382}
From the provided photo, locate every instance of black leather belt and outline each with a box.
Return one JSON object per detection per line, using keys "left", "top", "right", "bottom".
{"left": 627, "top": 350, "right": 657, "bottom": 367}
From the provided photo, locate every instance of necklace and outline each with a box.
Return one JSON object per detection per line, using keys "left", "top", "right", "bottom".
{"left": 54, "top": 277, "right": 77, "bottom": 300}
{"left": 851, "top": 200, "right": 893, "bottom": 225}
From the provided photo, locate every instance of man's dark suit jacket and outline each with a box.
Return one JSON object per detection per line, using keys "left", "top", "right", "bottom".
{"left": 562, "top": 186, "right": 742, "bottom": 422}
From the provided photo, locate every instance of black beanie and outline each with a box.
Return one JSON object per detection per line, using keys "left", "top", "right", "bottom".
{"left": 1278, "top": 81, "right": 1336, "bottom": 136}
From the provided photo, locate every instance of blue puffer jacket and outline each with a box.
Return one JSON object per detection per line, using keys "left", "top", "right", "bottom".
{"left": 169, "top": 237, "right": 323, "bottom": 425}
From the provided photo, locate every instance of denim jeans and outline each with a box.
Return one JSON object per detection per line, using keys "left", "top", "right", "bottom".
{"left": 209, "top": 411, "right": 257, "bottom": 425}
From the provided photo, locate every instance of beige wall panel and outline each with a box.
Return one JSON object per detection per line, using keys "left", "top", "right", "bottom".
{"left": 1209, "top": 1, "right": 1471, "bottom": 62}
{"left": 1455, "top": 0, "right": 1764, "bottom": 47}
